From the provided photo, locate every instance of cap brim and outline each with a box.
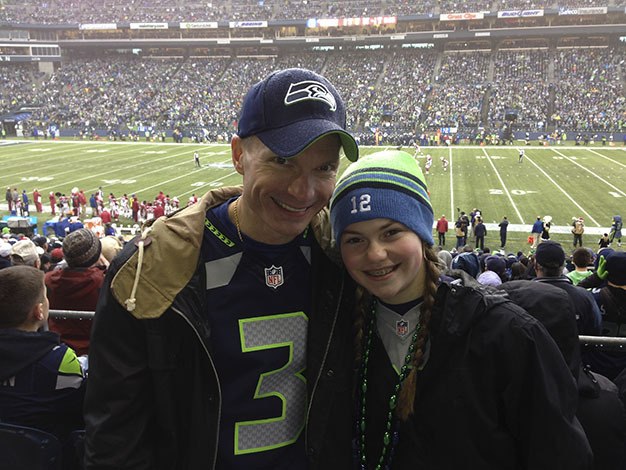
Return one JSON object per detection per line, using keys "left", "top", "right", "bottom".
{"left": 256, "top": 119, "right": 359, "bottom": 161}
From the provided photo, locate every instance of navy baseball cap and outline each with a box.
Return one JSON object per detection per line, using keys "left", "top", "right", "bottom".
{"left": 237, "top": 68, "right": 358, "bottom": 161}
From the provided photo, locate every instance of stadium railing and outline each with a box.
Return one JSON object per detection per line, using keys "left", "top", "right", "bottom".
{"left": 49, "top": 310, "right": 626, "bottom": 351}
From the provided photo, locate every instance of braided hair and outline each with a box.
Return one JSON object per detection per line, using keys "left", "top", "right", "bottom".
{"left": 353, "top": 244, "right": 441, "bottom": 421}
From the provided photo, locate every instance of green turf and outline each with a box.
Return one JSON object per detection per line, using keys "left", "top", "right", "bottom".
{"left": 1, "top": 140, "right": 624, "bottom": 256}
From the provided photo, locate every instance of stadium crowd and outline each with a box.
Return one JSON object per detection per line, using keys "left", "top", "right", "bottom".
{"left": 1, "top": 0, "right": 625, "bottom": 24}
{"left": 2, "top": 44, "right": 623, "bottom": 142}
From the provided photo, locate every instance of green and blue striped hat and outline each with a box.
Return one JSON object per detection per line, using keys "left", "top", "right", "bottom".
{"left": 330, "top": 150, "right": 434, "bottom": 245}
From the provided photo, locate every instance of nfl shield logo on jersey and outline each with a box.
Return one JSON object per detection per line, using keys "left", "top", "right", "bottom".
{"left": 396, "top": 319, "right": 409, "bottom": 338}
{"left": 265, "top": 265, "right": 284, "bottom": 289}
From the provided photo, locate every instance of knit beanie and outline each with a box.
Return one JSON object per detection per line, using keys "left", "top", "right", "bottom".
{"left": 330, "top": 150, "right": 434, "bottom": 245}
{"left": 63, "top": 228, "right": 102, "bottom": 268}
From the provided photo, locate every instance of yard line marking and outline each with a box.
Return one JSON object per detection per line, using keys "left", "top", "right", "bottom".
{"left": 176, "top": 172, "right": 240, "bottom": 198}
{"left": 481, "top": 148, "right": 525, "bottom": 225}
{"left": 586, "top": 148, "right": 626, "bottom": 169}
{"left": 449, "top": 146, "right": 455, "bottom": 219}
{"left": 36, "top": 147, "right": 196, "bottom": 193}
{"left": 526, "top": 152, "right": 600, "bottom": 227}
{"left": 552, "top": 149, "right": 625, "bottom": 197}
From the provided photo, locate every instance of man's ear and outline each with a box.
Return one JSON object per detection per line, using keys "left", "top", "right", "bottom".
{"left": 231, "top": 135, "right": 245, "bottom": 176}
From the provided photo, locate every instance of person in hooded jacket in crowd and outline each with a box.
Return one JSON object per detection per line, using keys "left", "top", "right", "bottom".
{"left": 0, "top": 265, "right": 86, "bottom": 443}
{"left": 329, "top": 150, "right": 592, "bottom": 469}
{"left": 500, "top": 280, "right": 626, "bottom": 470}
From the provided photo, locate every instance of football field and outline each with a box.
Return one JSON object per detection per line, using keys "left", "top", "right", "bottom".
{"left": 1, "top": 139, "right": 624, "bottom": 254}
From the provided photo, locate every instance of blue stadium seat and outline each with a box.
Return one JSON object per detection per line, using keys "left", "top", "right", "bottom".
{"left": 0, "top": 422, "right": 62, "bottom": 470}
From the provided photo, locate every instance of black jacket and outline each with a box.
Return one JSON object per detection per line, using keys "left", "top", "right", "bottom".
{"left": 364, "top": 276, "right": 592, "bottom": 469}
{"left": 84, "top": 187, "right": 356, "bottom": 470}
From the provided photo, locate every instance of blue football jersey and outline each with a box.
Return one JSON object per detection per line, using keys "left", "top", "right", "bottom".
{"left": 201, "top": 198, "right": 311, "bottom": 470}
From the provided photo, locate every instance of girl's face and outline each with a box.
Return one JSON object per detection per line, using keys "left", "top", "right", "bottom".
{"left": 340, "top": 218, "right": 426, "bottom": 304}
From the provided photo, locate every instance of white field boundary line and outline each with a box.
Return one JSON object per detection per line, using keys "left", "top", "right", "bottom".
{"left": 449, "top": 146, "right": 455, "bottom": 219}
{"left": 552, "top": 149, "right": 626, "bottom": 197}
{"left": 525, "top": 151, "right": 600, "bottom": 227}
{"left": 481, "top": 148, "right": 525, "bottom": 225}
{"left": 586, "top": 148, "right": 626, "bottom": 169}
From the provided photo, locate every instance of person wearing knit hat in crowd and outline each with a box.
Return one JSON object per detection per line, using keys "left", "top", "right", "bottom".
{"left": 584, "top": 251, "right": 626, "bottom": 381}
{"left": 329, "top": 149, "right": 591, "bottom": 469}
{"left": 45, "top": 228, "right": 108, "bottom": 356}
{"left": 532, "top": 241, "right": 602, "bottom": 337}
{"left": 477, "top": 255, "right": 508, "bottom": 287}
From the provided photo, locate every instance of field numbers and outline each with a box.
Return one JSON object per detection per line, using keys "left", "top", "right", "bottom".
{"left": 489, "top": 189, "right": 537, "bottom": 196}
{"left": 608, "top": 192, "right": 623, "bottom": 198}
{"left": 21, "top": 176, "right": 53, "bottom": 182}
{"left": 86, "top": 149, "right": 110, "bottom": 153}
{"left": 102, "top": 179, "right": 136, "bottom": 185}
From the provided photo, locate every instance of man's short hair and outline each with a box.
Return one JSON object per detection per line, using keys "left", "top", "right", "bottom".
{"left": 0, "top": 266, "right": 45, "bottom": 328}
{"left": 572, "top": 247, "right": 593, "bottom": 268}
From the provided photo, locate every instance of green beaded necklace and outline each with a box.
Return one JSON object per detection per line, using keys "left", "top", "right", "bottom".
{"left": 356, "top": 299, "right": 421, "bottom": 470}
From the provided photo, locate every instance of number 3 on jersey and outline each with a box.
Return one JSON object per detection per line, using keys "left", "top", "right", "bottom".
{"left": 235, "top": 312, "right": 308, "bottom": 455}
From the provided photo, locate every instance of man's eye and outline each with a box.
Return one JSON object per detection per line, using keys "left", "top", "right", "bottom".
{"left": 275, "top": 157, "right": 288, "bottom": 165}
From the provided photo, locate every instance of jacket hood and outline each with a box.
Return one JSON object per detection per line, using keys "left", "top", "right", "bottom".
{"left": 111, "top": 186, "right": 336, "bottom": 320}
{"left": 0, "top": 329, "right": 60, "bottom": 380}
{"left": 498, "top": 280, "right": 581, "bottom": 380}
{"left": 432, "top": 272, "right": 510, "bottom": 339}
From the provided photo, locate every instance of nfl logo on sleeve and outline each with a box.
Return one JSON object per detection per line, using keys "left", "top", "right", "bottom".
{"left": 264, "top": 265, "right": 284, "bottom": 289}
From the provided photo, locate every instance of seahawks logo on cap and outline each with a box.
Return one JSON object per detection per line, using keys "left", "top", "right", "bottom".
{"left": 284, "top": 81, "right": 337, "bottom": 111}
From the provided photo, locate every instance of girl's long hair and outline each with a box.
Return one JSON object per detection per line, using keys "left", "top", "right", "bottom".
{"left": 353, "top": 244, "right": 441, "bottom": 421}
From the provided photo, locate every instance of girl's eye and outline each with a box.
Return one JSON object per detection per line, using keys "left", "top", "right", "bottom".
{"left": 342, "top": 236, "right": 362, "bottom": 245}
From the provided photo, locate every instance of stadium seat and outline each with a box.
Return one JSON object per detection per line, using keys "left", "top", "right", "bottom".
{"left": 0, "top": 422, "right": 62, "bottom": 470}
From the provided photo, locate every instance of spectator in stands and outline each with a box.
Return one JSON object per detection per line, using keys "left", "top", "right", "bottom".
{"left": 532, "top": 241, "right": 602, "bottom": 337}
{"left": 500, "top": 280, "right": 626, "bottom": 470}
{"left": 46, "top": 228, "right": 107, "bottom": 356}
{"left": 0, "top": 242, "right": 12, "bottom": 270}
{"left": 329, "top": 150, "right": 592, "bottom": 469}
{"left": 585, "top": 251, "right": 626, "bottom": 380}
{"left": 10, "top": 239, "right": 41, "bottom": 269}
{"left": 84, "top": 68, "right": 358, "bottom": 470}
{"left": 0, "top": 265, "right": 86, "bottom": 443}
{"left": 567, "top": 248, "right": 594, "bottom": 286}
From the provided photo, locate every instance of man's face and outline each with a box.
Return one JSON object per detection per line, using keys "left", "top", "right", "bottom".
{"left": 232, "top": 134, "right": 340, "bottom": 245}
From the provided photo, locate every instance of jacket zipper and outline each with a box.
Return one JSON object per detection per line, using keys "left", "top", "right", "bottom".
{"left": 172, "top": 305, "right": 221, "bottom": 470}
{"left": 304, "top": 275, "right": 345, "bottom": 452}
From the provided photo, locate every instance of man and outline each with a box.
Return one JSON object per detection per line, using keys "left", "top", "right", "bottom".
{"left": 498, "top": 215, "right": 509, "bottom": 248}
{"left": 532, "top": 241, "right": 601, "bottom": 336}
{"left": 5, "top": 187, "right": 12, "bottom": 213}
{"left": 530, "top": 216, "right": 544, "bottom": 249}
{"left": 518, "top": 148, "right": 525, "bottom": 163}
{"left": 436, "top": 214, "right": 448, "bottom": 246}
{"left": 33, "top": 188, "right": 42, "bottom": 213}
{"left": 84, "top": 68, "right": 359, "bottom": 470}
{"left": 46, "top": 228, "right": 107, "bottom": 356}
{"left": 10, "top": 239, "right": 41, "bottom": 269}
{"left": 572, "top": 217, "right": 585, "bottom": 247}
{"left": 194, "top": 150, "right": 200, "bottom": 168}
{"left": 474, "top": 216, "right": 487, "bottom": 251}
{"left": 0, "top": 265, "right": 86, "bottom": 442}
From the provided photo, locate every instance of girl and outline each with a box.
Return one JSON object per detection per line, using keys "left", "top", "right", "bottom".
{"left": 329, "top": 150, "right": 592, "bottom": 470}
